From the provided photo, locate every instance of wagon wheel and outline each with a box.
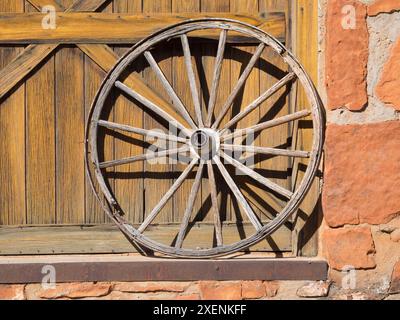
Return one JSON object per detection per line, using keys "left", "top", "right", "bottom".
{"left": 86, "top": 19, "right": 324, "bottom": 258}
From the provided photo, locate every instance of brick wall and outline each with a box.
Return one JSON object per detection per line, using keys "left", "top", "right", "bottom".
{"left": 321, "top": 0, "right": 400, "bottom": 300}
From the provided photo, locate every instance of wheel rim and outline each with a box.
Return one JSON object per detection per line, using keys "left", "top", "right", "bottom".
{"left": 86, "top": 19, "right": 325, "bottom": 258}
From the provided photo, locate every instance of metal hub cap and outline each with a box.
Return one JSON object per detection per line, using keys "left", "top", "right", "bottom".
{"left": 190, "top": 129, "right": 220, "bottom": 161}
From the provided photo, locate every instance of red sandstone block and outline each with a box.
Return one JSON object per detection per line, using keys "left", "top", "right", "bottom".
{"left": 0, "top": 285, "right": 25, "bottom": 300}
{"left": 241, "top": 281, "right": 266, "bottom": 299}
{"left": 325, "top": 0, "right": 368, "bottom": 110}
{"left": 34, "top": 282, "right": 111, "bottom": 299}
{"left": 198, "top": 281, "right": 242, "bottom": 300}
{"left": 323, "top": 226, "right": 376, "bottom": 270}
{"left": 368, "top": 0, "right": 400, "bottom": 16}
{"left": 323, "top": 122, "right": 400, "bottom": 227}
{"left": 376, "top": 38, "right": 400, "bottom": 110}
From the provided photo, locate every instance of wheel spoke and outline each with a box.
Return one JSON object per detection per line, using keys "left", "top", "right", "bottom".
{"left": 221, "top": 72, "right": 297, "bottom": 132}
{"left": 207, "top": 161, "right": 223, "bottom": 246}
{"left": 221, "top": 144, "right": 310, "bottom": 158}
{"left": 212, "top": 43, "right": 265, "bottom": 129}
{"left": 138, "top": 158, "right": 199, "bottom": 233}
{"left": 219, "top": 151, "right": 293, "bottom": 199}
{"left": 206, "top": 29, "right": 228, "bottom": 127}
{"left": 175, "top": 161, "right": 205, "bottom": 249}
{"left": 214, "top": 157, "right": 262, "bottom": 231}
{"left": 99, "top": 145, "right": 190, "bottom": 169}
{"left": 144, "top": 51, "right": 197, "bottom": 129}
{"left": 221, "top": 109, "right": 311, "bottom": 142}
{"left": 181, "top": 34, "right": 204, "bottom": 127}
{"left": 97, "top": 120, "right": 188, "bottom": 143}
{"left": 115, "top": 81, "right": 191, "bottom": 137}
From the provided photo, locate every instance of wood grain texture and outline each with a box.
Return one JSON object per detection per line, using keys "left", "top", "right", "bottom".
{"left": 142, "top": 0, "right": 174, "bottom": 225}
{"left": 25, "top": 1, "right": 56, "bottom": 224}
{"left": 0, "top": 0, "right": 26, "bottom": 226}
{"left": 200, "top": 0, "right": 232, "bottom": 223}
{"left": 0, "top": 0, "right": 110, "bottom": 104}
{"left": 291, "top": 0, "right": 320, "bottom": 257}
{"left": 0, "top": 45, "right": 58, "bottom": 100}
{"left": 0, "top": 0, "right": 322, "bottom": 257}
{"left": 112, "top": 0, "right": 144, "bottom": 225}
{"left": 0, "top": 12, "right": 286, "bottom": 44}
{"left": 229, "top": 0, "right": 261, "bottom": 222}
{"left": 172, "top": 0, "right": 202, "bottom": 225}
{"left": 55, "top": 43, "right": 85, "bottom": 224}
{"left": 0, "top": 223, "right": 291, "bottom": 254}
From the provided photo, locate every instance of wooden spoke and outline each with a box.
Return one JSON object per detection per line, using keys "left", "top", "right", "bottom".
{"left": 221, "top": 72, "right": 297, "bottom": 132}
{"left": 214, "top": 157, "right": 263, "bottom": 231}
{"left": 181, "top": 34, "right": 204, "bottom": 127}
{"left": 97, "top": 120, "right": 188, "bottom": 143}
{"left": 206, "top": 29, "right": 228, "bottom": 127}
{"left": 115, "top": 81, "right": 192, "bottom": 137}
{"left": 175, "top": 162, "right": 205, "bottom": 248}
{"left": 138, "top": 158, "right": 199, "bottom": 233}
{"left": 144, "top": 51, "right": 197, "bottom": 129}
{"left": 219, "top": 151, "right": 293, "bottom": 199}
{"left": 207, "top": 161, "right": 223, "bottom": 246}
{"left": 99, "top": 145, "right": 190, "bottom": 169}
{"left": 220, "top": 144, "right": 310, "bottom": 158}
{"left": 212, "top": 43, "right": 265, "bottom": 129}
{"left": 221, "top": 109, "right": 311, "bottom": 142}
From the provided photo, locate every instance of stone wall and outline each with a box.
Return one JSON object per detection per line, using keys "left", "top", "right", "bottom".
{"left": 321, "top": 0, "right": 400, "bottom": 300}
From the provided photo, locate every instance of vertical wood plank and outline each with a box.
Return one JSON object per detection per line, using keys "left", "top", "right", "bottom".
{"left": 55, "top": 0, "right": 85, "bottom": 224}
{"left": 142, "top": 0, "right": 174, "bottom": 225}
{"left": 257, "top": 0, "right": 290, "bottom": 222}
{"left": 200, "top": 0, "right": 232, "bottom": 226}
{"left": 112, "top": 0, "right": 144, "bottom": 224}
{"left": 171, "top": 0, "right": 202, "bottom": 225}
{"left": 291, "top": 0, "right": 320, "bottom": 257}
{"left": 230, "top": 0, "right": 260, "bottom": 222}
{"left": 0, "top": 0, "right": 26, "bottom": 226}
{"left": 84, "top": 1, "right": 114, "bottom": 224}
{"left": 25, "top": 1, "right": 56, "bottom": 224}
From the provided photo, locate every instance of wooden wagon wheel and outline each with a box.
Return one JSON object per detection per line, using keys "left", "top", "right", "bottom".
{"left": 85, "top": 19, "right": 324, "bottom": 258}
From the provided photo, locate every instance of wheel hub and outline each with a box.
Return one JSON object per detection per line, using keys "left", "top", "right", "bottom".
{"left": 190, "top": 129, "right": 220, "bottom": 161}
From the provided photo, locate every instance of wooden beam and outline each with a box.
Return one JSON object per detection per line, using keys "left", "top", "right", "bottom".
{"left": 0, "top": 0, "right": 110, "bottom": 100}
{"left": 0, "top": 224, "right": 292, "bottom": 255}
{"left": 0, "top": 12, "right": 286, "bottom": 44}
{"left": 0, "top": 257, "right": 328, "bottom": 283}
{"left": 0, "top": 44, "right": 58, "bottom": 100}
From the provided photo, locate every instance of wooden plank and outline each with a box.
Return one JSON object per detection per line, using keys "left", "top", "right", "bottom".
{"left": 112, "top": 0, "right": 144, "bottom": 225}
{"left": 55, "top": 31, "right": 85, "bottom": 224}
{"left": 84, "top": 1, "right": 113, "bottom": 224}
{"left": 142, "top": 0, "right": 174, "bottom": 225}
{"left": 25, "top": 1, "right": 56, "bottom": 225}
{"left": 0, "top": 0, "right": 26, "bottom": 226}
{"left": 0, "top": 0, "right": 109, "bottom": 101}
{"left": 200, "top": 0, "right": 232, "bottom": 223}
{"left": 172, "top": 0, "right": 202, "bottom": 225}
{"left": 291, "top": 0, "right": 320, "bottom": 257}
{"left": 0, "top": 223, "right": 292, "bottom": 255}
{"left": 230, "top": 0, "right": 261, "bottom": 222}
{"left": 25, "top": 0, "right": 65, "bottom": 11}
{"left": 0, "top": 44, "right": 58, "bottom": 100}
{"left": 0, "top": 258, "right": 328, "bottom": 283}
{"left": 0, "top": 12, "right": 286, "bottom": 44}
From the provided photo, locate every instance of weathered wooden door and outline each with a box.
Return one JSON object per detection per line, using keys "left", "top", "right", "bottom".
{"left": 0, "top": 0, "right": 320, "bottom": 257}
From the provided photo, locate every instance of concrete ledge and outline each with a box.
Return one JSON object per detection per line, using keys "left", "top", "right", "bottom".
{"left": 0, "top": 255, "right": 328, "bottom": 284}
